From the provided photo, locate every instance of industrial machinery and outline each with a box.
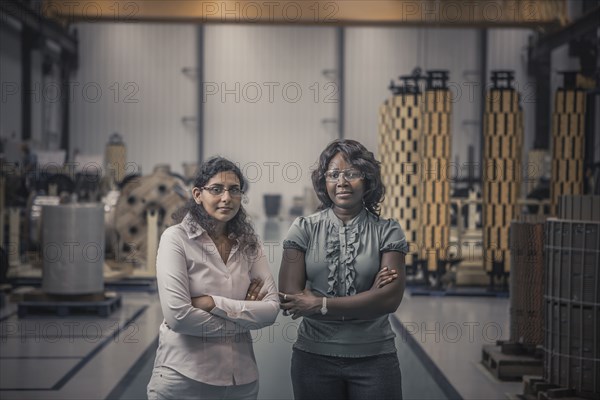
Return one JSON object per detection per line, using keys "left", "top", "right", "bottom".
{"left": 2, "top": 136, "right": 191, "bottom": 285}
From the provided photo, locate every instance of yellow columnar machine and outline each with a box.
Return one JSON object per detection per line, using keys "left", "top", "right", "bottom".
{"left": 379, "top": 74, "right": 422, "bottom": 267}
{"left": 482, "top": 71, "right": 523, "bottom": 276}
{"left": 420, "top": 71, "right": 452, "bottom": 273}
{"left": 550, "top": 73, "right": 587, "bottom": 216}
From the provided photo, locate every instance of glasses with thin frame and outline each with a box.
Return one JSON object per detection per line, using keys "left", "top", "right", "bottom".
{"left": 324, "top": 169, "right": 364, "bottom": 182}
{"left": 201, "top": 186, "right": 244, "bottom": 197}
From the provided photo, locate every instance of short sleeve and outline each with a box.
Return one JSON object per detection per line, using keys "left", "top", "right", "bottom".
{"left": 380, "top": 219, "right": 409, "bottom": 254}
{"left": 283, "top": 217, "right": 310, "bottom": 252}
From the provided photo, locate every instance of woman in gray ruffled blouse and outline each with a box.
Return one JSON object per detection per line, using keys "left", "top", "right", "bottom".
{"left": 279, "top": 139, "right": 408, "bottom": 400}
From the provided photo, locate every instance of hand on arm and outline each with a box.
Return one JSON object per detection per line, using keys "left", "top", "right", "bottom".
{"left": 208, "top": 247, "right": 279, "bottom": 329}
{"left": 278, "top": 248, "right": 322, "bottom": 318}
{"left": 279, "top": 264, "right": 400, "bottom": 320}
{"left": 279, "top": 247, "right": 404, "bottom": 320}
{"left": 191, "top": 278, "right": 266, "bottom": 312}
{"left": 324, "top": 251, "right": 406, "bottom": 319}
{"left": 244, "top": 278, "right": 267, "bottom": 301}
{"left": 156, "top": 230, "right": 237, "bottom": 337}
{"left": 371, "top": 266, "right": 399, "bottom": 289}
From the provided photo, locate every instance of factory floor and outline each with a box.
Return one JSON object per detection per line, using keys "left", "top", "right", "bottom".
{"left": 0, "top": 219, "right": 524, "bottom": 400}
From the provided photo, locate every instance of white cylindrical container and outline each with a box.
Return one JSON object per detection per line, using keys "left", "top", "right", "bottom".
{"left": 42, "top": 204, "right": 105, "bottom": 295}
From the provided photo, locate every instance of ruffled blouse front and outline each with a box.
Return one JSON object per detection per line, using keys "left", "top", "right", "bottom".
{"left": 324, "top": 209, "right": 362, "bottom": 297}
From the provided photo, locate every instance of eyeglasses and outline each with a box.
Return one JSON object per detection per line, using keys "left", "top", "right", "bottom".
{"left": 324, "top": 169, "right": 364, "bottom": 182}
{"left": 201, "top": 186, "right": 244, "bottom": 197}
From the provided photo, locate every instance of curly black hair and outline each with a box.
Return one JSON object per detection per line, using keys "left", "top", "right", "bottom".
{"left": 311, "top": 139, "right": 385, "bottom": 216}
{"left": 174, "top": 157, "right": 258, "bottom": 252}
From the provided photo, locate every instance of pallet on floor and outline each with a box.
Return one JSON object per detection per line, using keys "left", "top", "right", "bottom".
{"left": 10, "top": 276, "right": 157, "bottom": 292}
{"left": 17, "top": 291, "right": 122, "bottom": 318}
{"left": 520, "top": 376, "right": 595, "bottom": 400}
{"left": 105, "top": 277, "right": 157, "bottom": 292}
{"left": 481, "top": 345, "right": 543, "bottom": 381}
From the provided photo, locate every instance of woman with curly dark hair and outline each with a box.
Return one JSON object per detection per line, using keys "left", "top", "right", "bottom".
{"left": 148, "top": 157, "right": 279, "bottom": 400}
{"left": 279, "top": 139, "right": 408, "bottom": 399}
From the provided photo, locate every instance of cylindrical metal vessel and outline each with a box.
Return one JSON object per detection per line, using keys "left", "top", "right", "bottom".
{"left": 42, "top": 204, "right": 105, "bottom": 295}
{"left": 509, "top": 221, "right": 545, "bottom": 346}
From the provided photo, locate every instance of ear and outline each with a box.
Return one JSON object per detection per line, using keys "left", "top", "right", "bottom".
{"left": 192, "top": 187, "right": 203, "bottom": 205}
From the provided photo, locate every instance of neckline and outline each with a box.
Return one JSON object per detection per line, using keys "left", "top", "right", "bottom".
{"left": 327, "top": 207, "right": 367, "bottom": 227}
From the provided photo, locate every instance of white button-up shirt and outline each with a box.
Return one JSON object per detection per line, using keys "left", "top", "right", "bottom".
{"left": 153, "top": 214, "right": 279, "bottom": 385}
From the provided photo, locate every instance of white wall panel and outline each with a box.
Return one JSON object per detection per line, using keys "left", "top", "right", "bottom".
{"left": 70, "top": 23, "right": 197, "bottom": 176}
{"left": 203, "top": 25, "right": 338, "bottom": 218}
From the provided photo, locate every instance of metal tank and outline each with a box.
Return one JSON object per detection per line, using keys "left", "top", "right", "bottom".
{"left": 41, "top": 204, "right": 105, "bottom": 295}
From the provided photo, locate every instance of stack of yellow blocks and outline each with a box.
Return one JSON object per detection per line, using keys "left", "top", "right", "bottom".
{"left": 420, "top": 89, "right": 452, "bottom": 271}
{"left": 482, "top": 88, "right": 523, "bottom": 273}
{"left": 550, "top": 89, "right": 586, "bottom": 215}
{"left": 379, "top": 93, "right": 422, "bottom": 267}
{"left": 379, "top": 84, "right": 452, "bottom": 271}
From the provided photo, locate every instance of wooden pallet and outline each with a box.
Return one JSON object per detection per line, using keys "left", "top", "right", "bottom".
{"left": 481, "top": 345, "right": 543, "bottom": 381}
{"left": 18, "top": 291, "right": 122, "bottom": 318}
{"left": 520, "top": 376, "right": 594, "bottom": 400}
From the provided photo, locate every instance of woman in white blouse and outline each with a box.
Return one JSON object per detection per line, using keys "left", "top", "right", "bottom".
{"left": 147, "top": 157, "right": 279, "bottom": 400}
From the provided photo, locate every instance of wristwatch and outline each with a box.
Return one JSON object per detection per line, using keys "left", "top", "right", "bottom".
{"left": 320, "top": 297, "right": 328, "bottom": 315}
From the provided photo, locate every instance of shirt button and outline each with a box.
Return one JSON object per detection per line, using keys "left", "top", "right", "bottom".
{"left": 224, "top": 274, "right": 230, "bottom": 279}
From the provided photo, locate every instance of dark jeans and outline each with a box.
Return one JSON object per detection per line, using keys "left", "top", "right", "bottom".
{"left": 291, "top": 348, "right": 403, "bottom": 400}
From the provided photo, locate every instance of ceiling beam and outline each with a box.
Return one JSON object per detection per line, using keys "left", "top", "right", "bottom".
{"left": 530, "top": 6, "right": 600, "bottom": 61}
{"left": 42, "top": 0, "right": 567, "bottom": 27}
{"left": 1, "top": 0, "right": 77, "bottom": 55}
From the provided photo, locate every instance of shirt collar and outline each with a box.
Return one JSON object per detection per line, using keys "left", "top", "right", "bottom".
{"left": 181, "top": 212, "right": 206, "bottom": 239}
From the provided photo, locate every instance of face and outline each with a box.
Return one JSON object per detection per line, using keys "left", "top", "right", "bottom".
{"left": 192, "top": 170, "right": 242, "bottom": 227}
{"left": 325, "top": 152, "right": 365, "bottom": 214}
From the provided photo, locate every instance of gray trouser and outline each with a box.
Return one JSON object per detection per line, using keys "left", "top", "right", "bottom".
{"left": 291, "top": 348, "right": 403, "bottom": 400}
{"left": 147, "top": 366, "right": 259, "bottom": 400}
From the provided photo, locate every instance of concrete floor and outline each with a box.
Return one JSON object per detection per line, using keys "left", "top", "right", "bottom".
{"left": 0, "top": 218, "right": 525, "bottom": 399}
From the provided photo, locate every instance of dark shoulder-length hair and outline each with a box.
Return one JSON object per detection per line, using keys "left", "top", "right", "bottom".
{"left": 311, "top": 139, "right": 385, "bottom": 216}
{"left": 174, "top": 157, "right": 258, "bottom": 251}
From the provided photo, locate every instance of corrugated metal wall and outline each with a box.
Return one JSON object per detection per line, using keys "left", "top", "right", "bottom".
{"left": 344, "top": 27, "right": 419, "bottom": 154}
{"left": 3, "top": 22, "right": 547, "bottom": 216}
{"left": 70, "top": 23, "right": 198, "bottom": 176}
{"left": 346, "top": 27, "right": 538, "bottom": 176}
{"left": 345, "top": 27, "right": 480, "bottom": 169}
{"left": 203, "top": 25, "right": 338, "bottom": 218}
{"left": 487, "top": 28, "right": 536, "bottom": 164}
{"left": 419, "top": 28, "right": 480, "bottom": 168}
